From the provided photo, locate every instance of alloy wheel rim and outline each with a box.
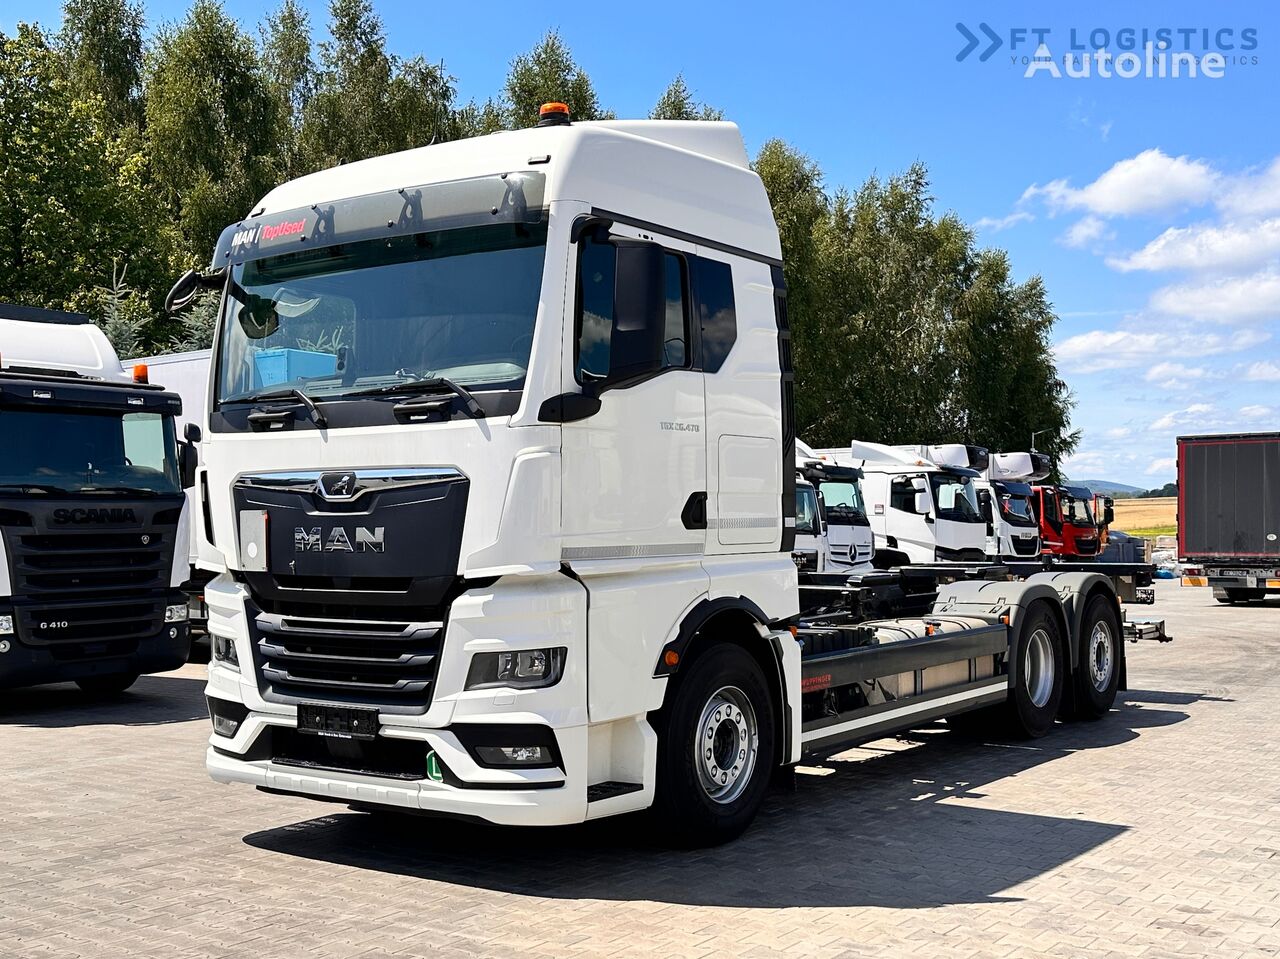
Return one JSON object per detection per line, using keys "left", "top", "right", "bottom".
{"left": 1024, "top": 628, "right": 1055, "bottom": 709}
{"left": 694, "top": 685, "right": 759, "bottom": 805}
{"left": 1089, "top": 620, "right": 1114, "bottom": 692}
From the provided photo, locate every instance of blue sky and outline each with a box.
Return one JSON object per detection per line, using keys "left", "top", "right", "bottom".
{"left": 5, "top": 0, "right": 1278, "bottom": 486}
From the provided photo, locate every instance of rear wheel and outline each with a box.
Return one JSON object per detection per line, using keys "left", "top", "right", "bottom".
{"left": 1071, "top": 595, "right": 1121, "bottom": 720}
{"left": 652, "top": 644, "right": 775, "bottom": 846}
{"left": 75, "top": 672, "right": 139, "bottom": 694}
{"left": 1001, "top": 605, "right": 1064, "bottom": 738}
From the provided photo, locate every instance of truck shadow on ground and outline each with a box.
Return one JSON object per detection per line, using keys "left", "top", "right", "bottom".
{"left": 244, "top": 692, "right": 1200, "bottom": 909}
{"left": 0, "top": 673, "right": 208, "bottom": 728}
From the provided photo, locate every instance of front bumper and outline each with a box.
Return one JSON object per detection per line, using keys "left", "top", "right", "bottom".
{"left": 0, "top": 610, "right": 190, "bottom": 689}
{"left": 203, "top": 572, "right": 655, "bottom": 826}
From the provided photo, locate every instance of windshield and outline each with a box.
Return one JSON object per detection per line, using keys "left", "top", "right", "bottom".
{"left": 0, "top": 408, "right": 180, "bottom": 494}
{"left": 795, "top": 484, "right": 821, "bottom": 535}
{"left": 818, "top": 480, "right": 866, "bottom": 524}
{"left": 993, "top": 481, "right": 1036, "bottom": 525}
{"left": 1064, "top": 494, "right": 1095, "bottom": 525}
{"left": 930, "top": 472, "right": 982, "bottom": 523}
{"left": 215, "top": 223, "right": 548, "bottom": 406}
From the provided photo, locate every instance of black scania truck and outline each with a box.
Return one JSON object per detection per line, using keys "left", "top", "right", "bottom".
{"left": 0, "top": 303, "right": 194, "bottom": 691}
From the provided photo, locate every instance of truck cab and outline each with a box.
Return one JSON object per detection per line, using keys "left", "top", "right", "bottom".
{"left": 795, "top": 445, "right": 873, "bottom": 570}
{"left": 823, "top": 441, "right": 990, "bottom": 566}
{"left": 1034, "top": 484, "right": 1100, "bottom": 558}
{"left": 0, "top": 304, "right": 193, "bottom": 691}
{"left": 792, "top": 474, "right": 830, "bottom": 572}
{"left": 982, "top": 451, "right": 1049, "bottom": 560}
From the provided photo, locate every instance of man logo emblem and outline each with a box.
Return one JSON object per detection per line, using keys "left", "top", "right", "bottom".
{"left": 317, "top": 472, "right": 357, "bottom": 500}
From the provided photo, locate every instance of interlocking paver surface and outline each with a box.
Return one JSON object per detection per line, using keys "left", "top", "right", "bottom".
{"left": 2, "top": 581, "right": 1278, "bottom": 958}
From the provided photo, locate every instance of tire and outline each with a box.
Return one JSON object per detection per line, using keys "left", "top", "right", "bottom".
{"left": 1070, "top": 595, "right": 1121, "bottom": 720}
{"left": 76, "top": 672, "right": 139, "bottom": 694}
{"left": 652, "top": 644, "right": 776, "bottom": 846}
{"left": 1000, "top": 604, "right": 1064, "bottom": 739}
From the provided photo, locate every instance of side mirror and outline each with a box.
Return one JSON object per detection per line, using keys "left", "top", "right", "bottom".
{"left": 184, "top": 422, "right": 202, "bottom": 445}
{"left": 178, "top": 442, "right": 198, "bottom": 490}
{"left": 913, "top": 490, "right": 930, "bottom": 515}
{"left": 910, "top": 475, "right": 928, "bottom": 492}
{"left": 1104, "top": 505, "right": 1115, "bottom": 526}
{"left": 978, "top": 489, "right": 994, "bottom": 519}
{"left": 165, "top": 267, "right": 224, "bottom": 314}
{"left": 606, "top": 239, "right": 666, "bottom": 385}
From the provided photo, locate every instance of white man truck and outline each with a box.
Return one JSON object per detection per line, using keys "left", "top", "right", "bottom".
{"left": 0, "top": 304, "right": 193, "bottom": 691}
{"left": 188, "top": 109, "right": 1135, "bottom": 843}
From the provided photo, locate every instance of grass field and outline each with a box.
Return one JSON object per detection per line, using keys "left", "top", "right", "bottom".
{"left": 1112, "top": 497, "right": 1177, "bottom": 539}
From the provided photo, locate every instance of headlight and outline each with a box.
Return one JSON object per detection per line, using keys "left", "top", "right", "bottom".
{"left": 212, "top": 635, "right": 239, "bottom": 669}
{"left": 465, "top": 648, "right": 566, "bottom": 690}
{"left": 165, "top": 603, "right": 189, "bottom": 623}
{"left": 0, "top": 614, "right": 13, "bottom": 635}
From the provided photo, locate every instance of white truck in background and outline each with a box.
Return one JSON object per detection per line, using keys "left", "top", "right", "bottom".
{"left": 818, "top": 441, "right": 991, "bottom": 566}
{"left": 795, "top": 443, "right": 873, "bottom": 571}
{"left": 901, "top": 445, "right": 1046, "bottom": 561}
{"left": 127, "top": 350, "right": 214, "bottom": 632}
{"left": 175, "top": 108, "right": 1139, "bottom": 844}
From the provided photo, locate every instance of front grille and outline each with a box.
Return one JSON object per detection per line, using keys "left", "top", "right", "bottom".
{"left": 5, "top": 527, "right": 172, "bottom": 646}
{"left": 1010, "top": 536, "right": 1040, "bottom": 556}
{"left": 249, "top": 606, "right": 444, "bottom": 708}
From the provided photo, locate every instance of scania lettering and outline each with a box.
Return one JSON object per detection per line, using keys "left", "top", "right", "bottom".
{"left": 187, "top": 109, "right": 1149, "bottom": 844}
{"left": 0, "top": 303, "right": 195, "bottom": 692}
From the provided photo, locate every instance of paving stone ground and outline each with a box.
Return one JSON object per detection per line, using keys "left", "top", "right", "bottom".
{"left": 2, "top": 580, "right": 1278, "bottom": 958}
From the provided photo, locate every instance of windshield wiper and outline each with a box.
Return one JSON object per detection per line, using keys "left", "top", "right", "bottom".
{"left": 232, "top": 386, "right": 328, "bottom": 428}
{"left": 343, "top": 377, "right": 483, "bottom": 418}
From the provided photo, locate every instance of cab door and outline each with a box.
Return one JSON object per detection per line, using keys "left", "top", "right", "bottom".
{"left": 558, "top": 224, "right": 708, "bottom": 722}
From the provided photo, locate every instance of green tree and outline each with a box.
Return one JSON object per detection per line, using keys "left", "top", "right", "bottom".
{"left": 0, "top": 25, "right": 179, "bottom": 326}
{"left": 170, "top": 289, "right": 219, "bottom": 350}
{"left": 260, "top": 0, "right": 315, "bottom": 178}
{"left": 504, "top": 30, "right": 608, "bottom": 128}
{"left": 453, "top": 97, "right": 505, "bottom": 138}
{"left": 57, "top": 0, "right": 145, "bottom": 127}
{"left": 299, "top": 0, "right": 455, "bottom": 169}
{"left": 650, "top": 74, "right": 723, "bottom": 121}
{"left": 145, "top": 0, "right": 281, "bottom": 262}
{"left": 96, "top": 259, "right": 151, "bottom": 356}
{"left": 753, "top": 140, "right": 828, "bottom": 432}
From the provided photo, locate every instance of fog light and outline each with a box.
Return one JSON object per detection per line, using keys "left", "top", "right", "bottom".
{"left": 474, "top": 745, "right": 552, "bottom": 766}
{"left": 465, "top": 647, "right": 566, "bottom": 690}
{"left": 165, "top": 603, "right": 189, "bottom": 623}
{"left": 207, "top": 696, "right": 248, "bottom": 738}
{"left": 0, "top": 614, "right": 13, "bottom": 635}
{"left": 212, "top": 714, "right": 240, "bottom": 737}
{"left": 212, "top": 635, "right": 239, "bottom": 669}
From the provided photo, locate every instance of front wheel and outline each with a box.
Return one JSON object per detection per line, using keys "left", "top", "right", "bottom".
{"left": 1071, "top": 595, "right": 1121, "bottom": 720}
{"left": 76, "top": 672, "right": 139, "bottom": 694}
{"left": 652, "top": 644, "right": 775, "bottom": 846}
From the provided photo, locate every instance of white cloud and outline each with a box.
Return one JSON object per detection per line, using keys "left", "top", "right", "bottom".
{"left": 1150, "top": 403, "right": 1216, "bottom": 432}
{"left": 1108, "top": 218, "right": 1280, "bottom": 273}
{"left": 1219, "top": 158, "right": 1280, "bottom": 217}
{"left": 1148, "top": 268, "right": 1280, "bottom": 322}
{"left": 1054, "top": 326, "right": 1271, "bottom": 373}
{"left": 1105, "top": 427, "right": 1132, "bottom": 439}
{"left": 974, "top": 211, "right": 1034, "bottom": 232}
{"left": 1144, "top": 362, "right": 1209, "bottom": 389}
{"left": 1061, "top": 215, "right": 1113, "bottom": 249}
{"left": 1061, "top": 450, "right": 1107, "bottom": 474}
{"left": 1244, "top": 360, "right": 1280, "bottom": 381}
{"left": 1239, "top": 404, "right": 1275, "bottom": 420}
{"left": 1023, "top": 149, "right": 1219, "bottom": 217}
{"left": 1145, "top": 457, "right": 1176, "bottom": 475}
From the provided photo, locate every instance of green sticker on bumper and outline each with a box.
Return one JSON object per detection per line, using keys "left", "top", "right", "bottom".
{"left": 425, "top": 750, "right": 443, "bottom": 782}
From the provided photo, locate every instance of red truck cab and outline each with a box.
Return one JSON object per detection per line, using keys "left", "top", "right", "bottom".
{"left": 1032, "top": 484, "right": 1101, "bottom": 558}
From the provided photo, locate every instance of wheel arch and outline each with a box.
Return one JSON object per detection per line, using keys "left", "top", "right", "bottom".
{"left": 653, "top": 597, "right": 791, "bottom": 767}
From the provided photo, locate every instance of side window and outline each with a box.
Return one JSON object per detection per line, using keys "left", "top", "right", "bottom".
{"left": 889, "top": 476, "right": 920, "bottom": 514}
{"left": 575, "top": 239, "right": 689, "bottom": 383}
{"left": 693, "top": 256, "right": 736, "bottom": 372}
{"left": 575, "top": 237, "right": 616, "bottom": 383}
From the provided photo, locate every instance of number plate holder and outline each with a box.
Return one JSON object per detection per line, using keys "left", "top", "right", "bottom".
{"left": 297, "top": 702, "right": 380, "bottom": 741}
